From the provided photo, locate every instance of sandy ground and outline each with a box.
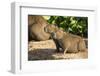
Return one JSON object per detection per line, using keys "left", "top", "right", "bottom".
{"left": 28, "top": 49, "right": 88, "bottom": 60}
{"left": 28, "top": 40, "right": 88, "bottom": 60}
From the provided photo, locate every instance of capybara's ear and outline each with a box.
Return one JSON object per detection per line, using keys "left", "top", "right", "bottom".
{"left": 58, "top": 30, "right": 63, "bottom": 33}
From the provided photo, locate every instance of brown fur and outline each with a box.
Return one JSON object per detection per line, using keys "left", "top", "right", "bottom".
{"left": 28, "top": 15, "right": 50, "bottom": 41}
{"left": 44, "top": 24, "right": 59, "bottom": 33}
{"left": 44, "top": 24, "right": 87, "bottom": 54}
{"left": 53, "top": 29, "right": 87, "bottom": 54}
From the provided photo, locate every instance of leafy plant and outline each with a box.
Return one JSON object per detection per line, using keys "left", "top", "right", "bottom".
{"left": 43, "top": 16, "right": 88, "bottom": 38}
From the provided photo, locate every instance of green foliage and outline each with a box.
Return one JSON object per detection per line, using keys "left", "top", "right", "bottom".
{"left": 44, "top": 16, "right": 88, "bottom": 38}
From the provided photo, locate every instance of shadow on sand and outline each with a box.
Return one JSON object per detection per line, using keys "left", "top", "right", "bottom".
{"left": 28, "top": 49, "right": 58, "bottom": 60}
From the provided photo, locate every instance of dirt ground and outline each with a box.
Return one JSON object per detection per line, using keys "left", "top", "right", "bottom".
{"left": 28, "top": 40, "right": 88, "bottom": 61}
{"left": 28, "top": 49, "right": 88, "bottom": 60}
